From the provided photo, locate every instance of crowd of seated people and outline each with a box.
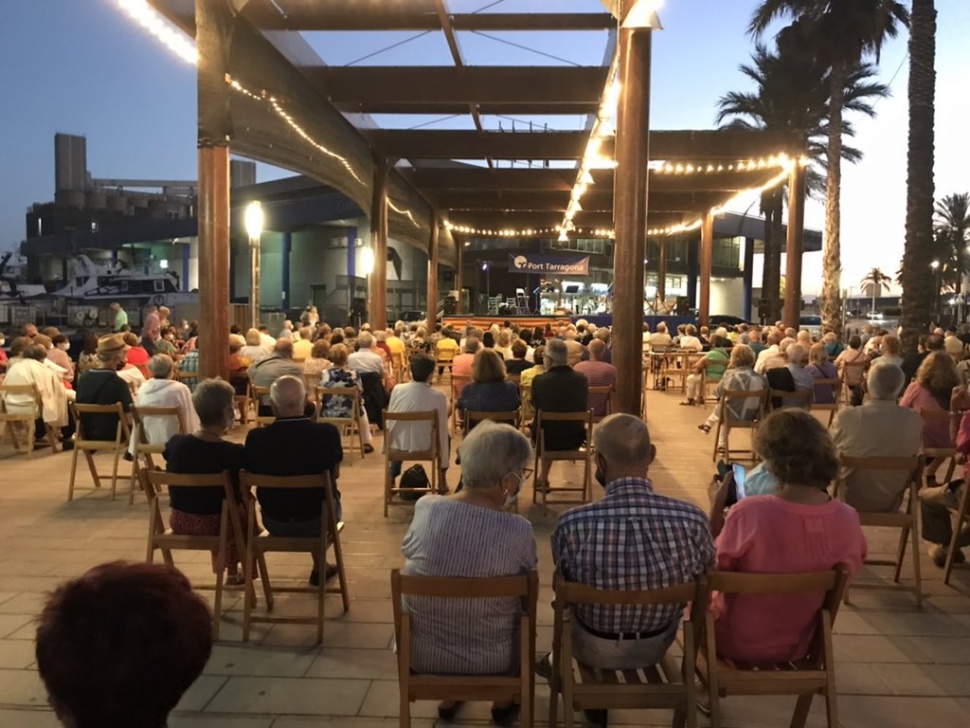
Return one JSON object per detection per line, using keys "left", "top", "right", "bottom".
{"left": 21, "top": 308, "right": 970, "bottom": 727}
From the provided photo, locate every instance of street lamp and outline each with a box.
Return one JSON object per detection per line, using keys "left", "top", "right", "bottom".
{"left": 930, "top": 260, "right": 941, "bottom": 323}
{"left": 359, "top": 246, "right": 375, "bottom": 326}
{"left": 245, "top": 201, "right": 264, "bottom": 330}
{"left": 481, "top": 261, "right": 491, "bottom": 313}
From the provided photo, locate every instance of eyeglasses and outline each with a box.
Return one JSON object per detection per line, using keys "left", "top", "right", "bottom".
{"left": 512, "top": 468, "right": 534, "bottom": 482}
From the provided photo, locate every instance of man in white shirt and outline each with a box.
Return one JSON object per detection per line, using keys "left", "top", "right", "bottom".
{"left": 129, "top": 354, "right": 200, "bottom": 456}
{"left": 647, "top": 322, "right": 673, "bottom": 350}
{"left": 385, "top": 353, "right": 449, "bottom": 492}
{"left": 257, "top": 325, "right": 277, "bottom": 349}
{"left": 348, "top": 332, "right": 387, "bottom": 381}
{"left": 754, "top": 332, "right": 782, "bottom": 373}
{"left": 678, "top": 324, "right": 704, "bottom": 352}
{"left": 831, "top": 363, "right": 922, "bottom": 513}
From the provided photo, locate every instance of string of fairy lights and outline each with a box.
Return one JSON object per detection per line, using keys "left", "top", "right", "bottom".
{"left": 118, "top": 0, "right": 810, "bottom": 243}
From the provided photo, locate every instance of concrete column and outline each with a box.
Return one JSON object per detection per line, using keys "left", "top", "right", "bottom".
{"left": 281, "top": 232, "right": 291, "bottom": 310}
{"left": 369, "top": 159, "right": 389, "bottom": 330}
{"left": 784, "top": 163, "right": 807, "bottom": 329}
{"left": 347, "top": 226, "right": 357, "bottom": 317}
{"left": 611, "top": 6, "right": 653, "bottom": 416}
{"left": 427, "top": 214, "right": 439, "bottom": 324}
{"left": 743, "top": 236, "right": 755, "bottom": 321}
{"left": 196, "top": 0, "right": 232, "bottom": 381}
{"left": 699, "top": 212, "right": 714, "bottom": 329}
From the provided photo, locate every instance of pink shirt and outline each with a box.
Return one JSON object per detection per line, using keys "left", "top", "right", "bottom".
{"left": 714, "top": 495, "right": 866, "bottom": 664}
{"left": 451, "top": 353, "right": 474, "bottom": 396}
{"left": 900, "top": 381, "right": 950, "bottom": 448}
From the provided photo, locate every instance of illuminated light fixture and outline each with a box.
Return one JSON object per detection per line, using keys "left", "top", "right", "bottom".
{"left": 244, "top": 201, "right": 264, "bottom": 240}
{"left": 360, "top": 246, "right": 375, "bottom": 277}
{"left": 586, "top": 138, "right": 603, "bottom": 157}
{"left": 558, "top": 230, "right": 569, "bottom": 243}
{"left": 621, "top": 0, "right": 664, "bottom": 29}
{"left": 117, "top": 0, "right": 197, "bottom": 65}
{"left": 581, "top": 170, "right": 595, "bottom": 185}
{"left": 563, "top": 220, "right": 577, "bottom": 232}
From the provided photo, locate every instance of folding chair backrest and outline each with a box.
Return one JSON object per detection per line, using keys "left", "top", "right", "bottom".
{"left": 178, "top": 371, "right": 198, "bottom": 385}
{"left": 72, "top": 402, "right": 129, "bottom": 443}
{"left": 708, "top": 567, "right": 845, "bottom": 601}
{"left": 144, "top": 469, "right": 234, "bottom": 505}
{"left": 131, "top": 405, "right": 187, "bottom": 446}
{"left": 316, "top": 385, "right": 362, "bottom": 417}
{"left": 239, "top": 470, "right": 335, "bottom": 519}
{"left": 919, "top": 409, "right": 954, "bottom": 446}
{"left": 463, "top": 409, "right": 519, "bottom": 434}
{"left": 587, "top": 385, "right": 614, "bottom": 417}
{"left": 768, "top": 388, "right": 813, "bottom": 410}
{"left": 0, "top": 384, "right": 40, "bottom": 418}
{"left": 384, "top": 409, "right": 439, "bottom": 457}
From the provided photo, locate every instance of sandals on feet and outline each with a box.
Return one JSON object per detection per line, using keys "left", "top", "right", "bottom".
{"left": 697, "top": 424, "right": 711, "bottom": 434}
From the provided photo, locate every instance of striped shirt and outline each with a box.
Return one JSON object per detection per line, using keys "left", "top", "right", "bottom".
{"left": 552, "top": 477, "right": 715, "bottom": 634}
{"left": 714, "top": 366, "right": 766, "bottom": 421}
{"left": 402, "top": 496, "right": 537, "bottom": 674}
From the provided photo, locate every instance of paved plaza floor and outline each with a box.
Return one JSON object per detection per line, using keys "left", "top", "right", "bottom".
{"left": 1, "top": 387, "right": 969, "bottom": 727}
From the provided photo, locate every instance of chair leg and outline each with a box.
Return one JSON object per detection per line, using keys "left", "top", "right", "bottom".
{"left": 109, "top": 448, "right": 122, "bottom": 501}
{"left": 893, "top": 525, "right": 909, "bottom": 584}
{"left": 67, "top": 443, "right": 81, "bottom": 501}
{"left": 212, "top": 506, "right": 228, "bottom": 642}
{"left": 911, "top": 516, "right": 923, "bottom": 609}
{"left": 789, "top": 694, "right": 814, "bottom": 728}
{"left": 332, "top": 527, "right": 350, "bottom": 614}
{"left": 25, "top": 419, "right": 35, "bottom": 460}
{"left": 316, "top": 542, "right": 326, "bottom": 645}
{"left": 943, "top": 482, "right": 970, "bottom": 585}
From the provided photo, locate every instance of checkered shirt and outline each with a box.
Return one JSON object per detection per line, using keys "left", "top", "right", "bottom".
{"left": 552, "top": 477, "right": 715, "bottom": 635}
{"left": 179, "top": 352, "right": 199, "bottom": 392}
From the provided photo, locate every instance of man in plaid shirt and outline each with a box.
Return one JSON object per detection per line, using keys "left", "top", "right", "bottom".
{"left": 538, "top": 414, "right": 714, "bottom": 724}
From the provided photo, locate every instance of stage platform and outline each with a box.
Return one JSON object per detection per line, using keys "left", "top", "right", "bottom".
{"left": 442, "top": 314, "right": 696, "bottom": 331}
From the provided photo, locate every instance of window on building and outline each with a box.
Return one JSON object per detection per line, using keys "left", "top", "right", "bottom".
{"left": 713, "top": 237, "right": 741, "bottom": 268}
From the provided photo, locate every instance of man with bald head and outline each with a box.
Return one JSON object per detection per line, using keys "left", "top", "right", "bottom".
{"left": 574, "top": 339, "right": 617, "bottom": 418}
{"left": 243, "top": 376, "right": 343, "bottom": 585}
{"left": 249, "top": 339, "right": 313, "bottom": 417}
{"left": 537, "top": 415, "right": 714, "bottom": 725}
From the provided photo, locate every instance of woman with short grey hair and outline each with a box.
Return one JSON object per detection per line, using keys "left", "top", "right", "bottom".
{"left": 132, "top": 353, "right": 200, "bottom": 451}
{"left": 401, "top": 421, "right": 536, "bottom": 726}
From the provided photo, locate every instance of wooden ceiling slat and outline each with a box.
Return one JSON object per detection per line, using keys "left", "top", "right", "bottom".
{"left": 433, "top": 190, "right": 726, "bottom": 214}
{"left": 308, "top": 67, "right": 609, "bottom": 107}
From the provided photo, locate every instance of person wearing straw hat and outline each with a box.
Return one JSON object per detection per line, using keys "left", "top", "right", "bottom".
{"left": 75, "top": 333, "right": 133, "bottom": 441}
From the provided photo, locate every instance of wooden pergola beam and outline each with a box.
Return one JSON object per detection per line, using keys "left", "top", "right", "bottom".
{"left": 367, "top": 129, "right": 806, "bottom": 161}
{"left": 433, "top": 190, "right": 725, "bottom": 214}
{"left": 408, "top": 166, "right": 775, "bottom": 192}
{"left": 242, "top": 5, "right": 615, "bottom": 32}
{"left": 308, "top": 67, "right": 609, "bottom": 107}
{"left": 445, "top": 211, "right": 686, "bottom": 231}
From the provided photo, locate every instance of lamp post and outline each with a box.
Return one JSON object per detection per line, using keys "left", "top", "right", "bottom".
{"left": 359, "top": 245, "right": 375, "bottom": 327}
{"left": 930, "top": 260, "right": 941, "bottom": 323}
{"left": 482, "top": 261, "right": 491, "bottom": 313}
{"left": 245, "top": 201, "right": 264, "bottom": 330}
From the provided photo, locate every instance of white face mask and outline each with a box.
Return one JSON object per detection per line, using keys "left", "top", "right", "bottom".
{"left": 504, "top": 471, "right": 525, "bottom": 507}
{"left": 0, "top": 339, "right": 5, "bottom": 347}
{"left": 59, "top": 343, "right": 70, "bottom": 351}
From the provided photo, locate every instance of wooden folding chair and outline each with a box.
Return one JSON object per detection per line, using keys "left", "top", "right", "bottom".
{"left": 519, "top": 382, "right": 534, "bottom": 430}
{"left": 551, "top": 574, "right": 709, "bottom": 728}
{"left": 250, "top": 385, "right": 276, "bottom": 428}
{"left": 711, "top": 390, "right": 766, "bottom": 463}
{"left": 316, "top": 385, "right": 366, "bottom": 462}
{"left": 811, "top": 378, "right": 842, "bottom": 426}
{"left": 507, "top": 373, "right": 521, "bottom": 385}
{"left": 391, "top": 569, "right": 538, "bottom": 728}
{"left": 67, "top": 402, "right": 131, "bottom": 501}
{"left": 129, "top": 404, "right": 187, "bottom": 504}
{"left": 699, "top": 359, "right": 726, "bottom": 406}
{"left": 943, "top": 470, "right": 970, "bottom": 585}
{"left": 767, "top": 388, "right": 813, "bottom": 412}
{"left": 835, "top": 456, "right": 923, "bottom": 607}
{"left": 839, "top": 361, "right": 868, "bottom": 405}
{"left": 383, "top": 410, "right": 440, "bottom": 516}
{"left": 449, "top": 374, "right": 471, "bottom": 436}
{"left": 919, "top": 409, "right": 958, "bottom": 484}
{"left": 434, "top": 346, "right": 456, "bottom": 381}
{"left": 234, "top": 380, "right": 251, "bottom": 425}
{"left": 0, "top": 384, "right": 59, "bottom": 458}
{"left": 586, "top": 385, "right": 614, "bottom": 424}
{"left": 462, "top": 409, "right": 520, "bottom": 436}
{"left": 177, "top": 370, "right": 198, "bottom": 388}
{"left": 239, "top": 470, "right": 349, "bottom": 643}
{"left": 142, "top": 468, "right": 257, "bottom": 640}
{"left": 698, "top": 566, "right": 848, "bottom": 728}
{"left": 533, "top": 410, "right": 594, "bottom": 508}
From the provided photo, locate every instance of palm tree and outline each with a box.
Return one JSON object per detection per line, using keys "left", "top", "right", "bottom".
{"left": 900, "top": 0, "right": 938, "bottom": 343}
{"left": 751, "top": 1, "right": 910, "bottom": 335}
{"left": 861, "top": 267, "right": 892, "bottom": 314}
{"left": 716, "top": 44, "right": 888, "bottom": 323}
{"left": 935, "top": 192, "right": 970, "bottom": 293}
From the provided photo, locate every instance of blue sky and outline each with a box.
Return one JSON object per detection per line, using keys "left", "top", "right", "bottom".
{"left": 1, "top": 0, "right": 968, "bottom": 295}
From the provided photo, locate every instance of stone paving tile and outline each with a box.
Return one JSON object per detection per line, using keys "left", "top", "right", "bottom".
{"left": 3, "top": 387, "right": 970, "bottom": 727}
{"left": 203, "top": 676, "right": 371, "bottom": 716}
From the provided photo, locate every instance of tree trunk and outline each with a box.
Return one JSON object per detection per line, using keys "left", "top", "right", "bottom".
{"left": 900, "top": 0, "right": 937, "bottom": 354}
{"left": 760, "top": 197, "right": 777, "bottom": 323}
{"left": 821, "top": 62, "right": 846, "bottom": 336}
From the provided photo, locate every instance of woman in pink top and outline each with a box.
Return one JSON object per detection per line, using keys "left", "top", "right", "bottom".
{"left": 709, "top": 409, "right": 867, "bottom": 664}
{"left": 900, "top": 351, "right": 960, "bottom": 483}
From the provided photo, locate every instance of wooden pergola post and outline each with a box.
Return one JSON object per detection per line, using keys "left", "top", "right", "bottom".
{"left": 196, "top": 0, "right": 232, "bottom": 381}
{"left": 784, "top": 162, "right": 807, "bottom": 330}
{"left": 455, "top": 236, "right": 464, "bottom": 315}
{"left": 611, "top": 2, "right": 654, "bottom": 416}
{"left": 369, "top": 157, "right": 389, "bottom": 330}
{"left": 698, "top": 211, "right": 714, "bottom": 329}
{"left": 427, "top": 213, "right": 439, "bottom": 325}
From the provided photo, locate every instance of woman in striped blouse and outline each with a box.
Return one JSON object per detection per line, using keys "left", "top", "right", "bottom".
{"left": 401, "top": 422, "right": 537, "bottom": 726}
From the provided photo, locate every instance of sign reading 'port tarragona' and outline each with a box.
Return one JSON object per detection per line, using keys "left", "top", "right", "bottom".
{"left": 507, "top": 253, "right": 590, "bottom": 275}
